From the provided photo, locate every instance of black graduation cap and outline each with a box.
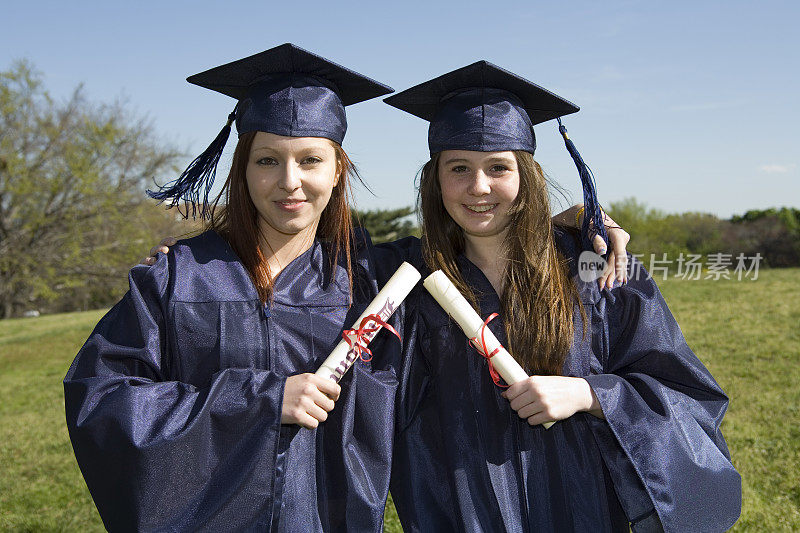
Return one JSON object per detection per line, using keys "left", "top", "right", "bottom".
{"left": 148, "top": 43, "right": 393, "bottom": 219}
{"left": 384, "top": 60, "right": 578, "bottom": 155}
{"left": 187, "top": 43, "right": 393, "bottom": 106}
{"left": 385, "top": 60, "right": 607, "bottom": 251}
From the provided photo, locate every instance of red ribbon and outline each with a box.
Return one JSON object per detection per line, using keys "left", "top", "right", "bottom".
{"left": 469, "top": 313, "right": 508, "bottom": 388}
{"left": 342, "top": 313, "right": 401, "bottom": 363}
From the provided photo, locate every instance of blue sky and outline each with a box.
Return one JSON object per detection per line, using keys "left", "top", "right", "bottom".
{"left": 3, "top": 0, "right": 798, "bottom": 218}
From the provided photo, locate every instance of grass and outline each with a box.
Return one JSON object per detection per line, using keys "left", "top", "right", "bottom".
{"left": 0, "top": 309, "right": 107, "bottom": 532}
{"left": 1, "top": 270, "right": 798, "bottom": 531}
{"left": 657, "top": 269, "right": 800, "bottom": 531}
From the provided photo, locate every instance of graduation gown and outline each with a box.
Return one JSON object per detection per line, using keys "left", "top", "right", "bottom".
{"left": 64, "top": 230, "right": 402, "bottom": 532}
{"left": 390, "top": 229, "right": 741, "bottom": 532}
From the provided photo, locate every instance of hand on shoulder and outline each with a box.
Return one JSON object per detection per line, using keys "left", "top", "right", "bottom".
{"left": 140, "top": 236, "right": 177, "bottom": 266}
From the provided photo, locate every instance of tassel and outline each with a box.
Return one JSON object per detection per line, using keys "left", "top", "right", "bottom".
{"left": 557, "top": 118, "right": 608, "bottom": 253}
{"left": 147, "top": 106, "right": 237, "bottom": 220}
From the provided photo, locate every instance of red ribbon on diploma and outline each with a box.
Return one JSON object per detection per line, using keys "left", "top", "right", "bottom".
{"left": 342, "top": 314, "right": 401, "bottom": 363}
{"left": 469, "top": 313, "right": 508, "bottom": 388}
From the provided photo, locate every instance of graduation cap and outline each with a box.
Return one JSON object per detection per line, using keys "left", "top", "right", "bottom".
{"left": 148, "top": 43, "right": 393, "bottom": 219}
{"left": 384, "top": 60, "right": 607, "bottom": 250}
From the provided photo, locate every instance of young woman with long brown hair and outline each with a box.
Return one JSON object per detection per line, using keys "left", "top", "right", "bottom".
{"left": 64, "top": 44, "right": 403, "bottom": 532}
{"left": 385, "top": 62, "right": 741, "bottom": 532}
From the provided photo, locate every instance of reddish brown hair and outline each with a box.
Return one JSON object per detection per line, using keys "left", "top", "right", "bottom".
{"left": 418, "top": 150, "right": 582, "bottom": 375}
{"left": 207, "top": 131, "right": 357, "bottom": 303}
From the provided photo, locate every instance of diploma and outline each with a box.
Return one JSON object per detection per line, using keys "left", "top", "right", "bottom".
{"left": 422, "top": 270, "right": 554, "bottom": 429}
{"left": 315, "top": 261, "right": 421, "bottom": 383}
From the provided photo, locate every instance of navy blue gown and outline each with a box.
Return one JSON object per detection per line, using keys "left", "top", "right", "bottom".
{"left": 389, "top": 229, "right": 741, "bottom": 532}
{"left": 64, "top": 230, "right": 403, "bottom": 532}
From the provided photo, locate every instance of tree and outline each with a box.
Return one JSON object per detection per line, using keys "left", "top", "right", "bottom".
{"left": 605, "top": 197, "right": 667, "bottom": 257}
{"left": 0, "top": 61, "right": 187, "bottom": 318}
{"left": 353, "top": 206, "right": 418, "bottom": 243}
{"left": 726, "top": 208, "right": 800, "bottom": 267}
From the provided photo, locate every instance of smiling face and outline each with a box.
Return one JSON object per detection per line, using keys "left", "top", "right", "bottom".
{"left": 245, "top": 131, "right": 340, "bottom": 248}
{"left": 437, "top": 150, "right": 521, "bottom": 244}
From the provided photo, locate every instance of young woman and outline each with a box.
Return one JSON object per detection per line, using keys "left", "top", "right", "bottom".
{"left": 384, "top": 62, "right": 741, "bottom": 532}
{"left": 64, "top": 44, "right": 403, "bottom": 532}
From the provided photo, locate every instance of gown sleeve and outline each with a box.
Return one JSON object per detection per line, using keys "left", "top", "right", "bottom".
{"left": 63, "top": 254, "right": 287, "bottom": 532}
{"left": 583, "top": 259, "right": 742, "bottom": 532}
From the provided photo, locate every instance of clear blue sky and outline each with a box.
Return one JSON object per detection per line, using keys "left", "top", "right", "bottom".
{"left": 3, "top": 0, "right": 798, "bottom": 218}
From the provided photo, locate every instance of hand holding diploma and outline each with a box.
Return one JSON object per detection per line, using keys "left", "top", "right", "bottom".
{"left": 281, "top": 373, "right": 341, "bottom": 429}
{"left": 501, "top": 375, "right": 604, "bottom": 426}
{"left": 422, "top": 270, "right": 555, "bottom": 429}
{"left": 315, "top": 262, "right": 421, "bottom": 383}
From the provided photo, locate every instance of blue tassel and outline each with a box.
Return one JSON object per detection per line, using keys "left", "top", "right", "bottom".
{"left": 557, "top": 118, "right": 608, "bottom": 253}
{"left": 147, "top": 106, "right": 237, "bottom": 220}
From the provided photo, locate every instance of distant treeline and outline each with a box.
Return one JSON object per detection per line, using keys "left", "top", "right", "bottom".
{"left": 605, "top": 199, "right": 800, "bottom": 268}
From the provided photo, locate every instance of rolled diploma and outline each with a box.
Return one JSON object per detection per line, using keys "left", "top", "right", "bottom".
{"left": 423, "top": 270, "right": 554, "bottom": 429}
{"left": 315, "top": 261, "right": 421, "bottom": 383}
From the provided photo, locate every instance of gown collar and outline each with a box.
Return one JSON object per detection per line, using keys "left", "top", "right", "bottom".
{"left": 204, "top": 230, "right": 350, "bottom": 308}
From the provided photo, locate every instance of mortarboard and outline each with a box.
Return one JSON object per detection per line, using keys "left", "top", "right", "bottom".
{"left": 384, "top": 60, "right": 607, "bottom": 250}
{"left": 148, "top": 43, "right": 393, "bottom": 219}
{"left": 384, "top": 60, "right": 578, "bottom": 155}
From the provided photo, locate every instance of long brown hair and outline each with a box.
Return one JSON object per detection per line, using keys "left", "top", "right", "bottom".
{"left": 207, "top": 131, "right": 357, "bottom": 303}
{"left": 419, "top": 150, "right": 582, "bottom": 375}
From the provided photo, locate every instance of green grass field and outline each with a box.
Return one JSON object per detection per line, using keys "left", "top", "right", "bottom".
{"left": 1, "top": 269, "right": 798, "bottom": 531}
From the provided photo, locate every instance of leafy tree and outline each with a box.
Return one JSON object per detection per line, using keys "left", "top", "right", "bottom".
{"left": 605, "top": 197, "right": 667, "bottom": 257}
{"left": 730, "top": 207, "right": 800, "bottom": 227}
{"left": 658, "top": 212, "right": 724, "bottom": 257}
{"left": 0, "top": 61, "right": 187, "bottom": 318}
{"left": 353, "top": 206, "right": 418, "bottom": 243}
{"left": 726, "top": 208, "right": 800, "bottom": 267}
